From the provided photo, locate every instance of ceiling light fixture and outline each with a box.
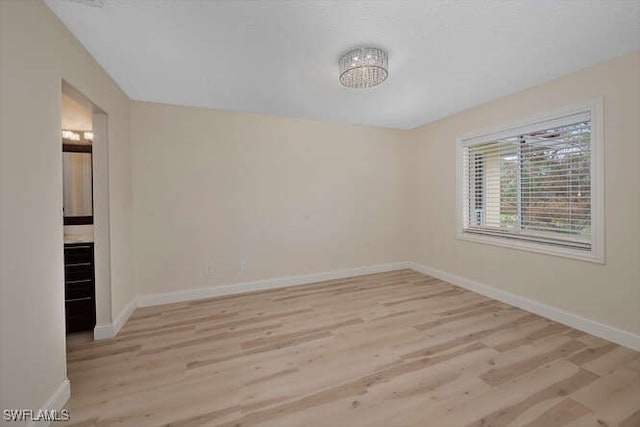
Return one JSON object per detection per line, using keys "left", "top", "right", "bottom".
{"left": 62, "top": 130, "right": 81, "bottom": 141}
{"left": 339, "top": 47, "right": 388, "bottom": 89}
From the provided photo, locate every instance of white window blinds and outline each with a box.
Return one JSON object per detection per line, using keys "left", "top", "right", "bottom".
{"left": 461, "top": 111, "right": 592, "bottom": 250}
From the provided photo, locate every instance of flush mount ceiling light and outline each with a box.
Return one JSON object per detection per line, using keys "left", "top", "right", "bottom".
{"left": 339, "top": 47, "right": 388, "bottom": 89}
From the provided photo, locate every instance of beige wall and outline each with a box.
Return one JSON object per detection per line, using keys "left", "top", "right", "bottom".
{"left": 0, "top": 0, "right": 133, "bottom": 416}
{"left": 408, "top": 51, "right": 640, "bottom": 337}
{"left": 131, "top": 102, "right": 412, "bottom": 297}
{"left": 61, "top": 92, "right": 92, "bottom": 131}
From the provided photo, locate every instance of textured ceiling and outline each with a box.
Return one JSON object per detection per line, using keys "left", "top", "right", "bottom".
{"left": 46, "top": 0, "right": 640, "bottom": 129}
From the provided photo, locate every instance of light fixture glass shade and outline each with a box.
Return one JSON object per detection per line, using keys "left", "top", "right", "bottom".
{"left": 339, "top": 47, "right": 388, "bottom": 89}
{"left": 62, "top": 130, "right": 81, "bottom": 141}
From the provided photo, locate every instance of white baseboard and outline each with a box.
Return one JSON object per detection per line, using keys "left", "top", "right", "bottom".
{"left": 27, "top": 379, "right": 70, "bottom": 427}
{"left": 93, "top": 298, "right": 137, "bottom": 340}
{"left": 408, "top": 262, "right": 640, "bottom": 351}
{"left": 137, "top": 262, "right": 412, "bottom": 307}
{"left": 112, "top": 298, "right": 137, "bottom": 335}
{"left": 93, "top": 323, "right": 114, "bottom": 340}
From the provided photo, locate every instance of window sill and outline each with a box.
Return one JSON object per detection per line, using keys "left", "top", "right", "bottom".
{"left": 457, "top": 230, "right": 605, "bottom": 264}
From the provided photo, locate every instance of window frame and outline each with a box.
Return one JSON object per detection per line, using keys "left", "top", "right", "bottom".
{"left": 456, "top": 99, "right": 604, "bottom": 264}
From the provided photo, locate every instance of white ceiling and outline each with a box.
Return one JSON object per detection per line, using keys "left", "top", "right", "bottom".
{"left": 46, "top": 0, "right": 640, "bottom": 129}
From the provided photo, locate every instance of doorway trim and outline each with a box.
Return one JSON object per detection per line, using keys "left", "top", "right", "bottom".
{"left": 91, "top": 111, "right": 113, "bottom": 338}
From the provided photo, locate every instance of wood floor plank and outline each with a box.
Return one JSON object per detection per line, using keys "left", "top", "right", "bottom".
{"left": 520, "top": 398, "right": 592, "bottom": 427}
{"left": 466, "top": 370, "right": 598, "bottom": 427}
{"left": 493, "top": 323, "right": 569, "bottom": 352}
{"left": 619, "top": 408, "right": 640, "bottom": 427}
{"left": 479, "top": 340, "right": 586, "bottom": 386}
{"left": 62, "top": 269, "right": 640, "bottom": 426}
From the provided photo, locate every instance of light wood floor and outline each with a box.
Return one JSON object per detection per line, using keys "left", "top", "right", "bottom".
{"left": 62, "top": 270, "right": 640, "bottom": 427}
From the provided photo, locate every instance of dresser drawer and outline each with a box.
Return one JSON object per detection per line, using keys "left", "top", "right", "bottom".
{"left": 65, "top": 298, "right": 96, "bottom": 333}
{"left": 64, "top": 244, "right": 94, "bottom": 264}
{"left": 65, "top": 263, "right": 94, "bottom": 281}
{"left": 65, "top": 282, "right": 93, "bottom": 301}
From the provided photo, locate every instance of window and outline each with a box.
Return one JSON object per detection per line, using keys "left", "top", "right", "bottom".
{"left": 457, "top": 100, "right": 603, "bottom": 263}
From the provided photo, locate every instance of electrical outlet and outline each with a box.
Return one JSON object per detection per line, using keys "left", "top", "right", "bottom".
{"left": 240, "top": 260, "right": 248, "bottom": 272}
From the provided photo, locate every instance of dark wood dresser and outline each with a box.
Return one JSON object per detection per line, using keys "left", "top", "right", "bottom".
{"left": 64, "top": 242, "right": 96, "bottom": 333}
